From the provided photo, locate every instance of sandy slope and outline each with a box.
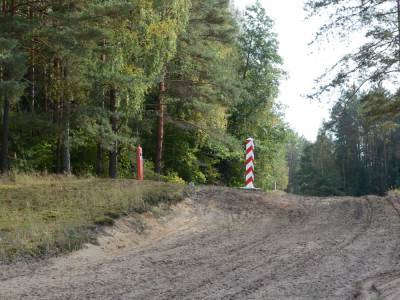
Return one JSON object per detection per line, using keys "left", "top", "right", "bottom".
{"left": 1, "top": 187, "right": 400, "bottom": 299}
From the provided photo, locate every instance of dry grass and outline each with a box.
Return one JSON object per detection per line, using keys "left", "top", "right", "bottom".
{"left": 388, "top": 189, "right": 400, "bottom": 197}
{"left": 0, "top": 174, "right": 185, "bottom": 262}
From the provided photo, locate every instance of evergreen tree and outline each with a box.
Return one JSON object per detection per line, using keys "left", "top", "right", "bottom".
{"left": 297, "top": 131, "right": 342, "bottom": 196}
{"left": 294, "top": 87, "right": 400, "bottom": 196}
{"left": 0, "top": 0, "right": 290, "bottom": 190}
{"left": 144, "top": 0, "right": 240, "bottom": 181}
{"left": 286, "top": 131, "right": 308, "bottom": 193}
{"left": 0, "top": 1, "right": 28, "bottom": 174}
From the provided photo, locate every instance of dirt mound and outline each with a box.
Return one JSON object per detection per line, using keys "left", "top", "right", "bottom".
{"left": 0, "top": 186, "right": 400, "bottom": 299}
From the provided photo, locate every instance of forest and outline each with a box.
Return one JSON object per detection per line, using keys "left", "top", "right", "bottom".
{"left": 287, "top": 0, "right": 400, "bottom": 196}
{"left": 287, "top": 88, "right": 400, "bottom": 196}
{"left": 0, "top": 0, "right": 288, "bottom": 190}
{"left": 1, "top": 0, "right": 399, "bottom": 196}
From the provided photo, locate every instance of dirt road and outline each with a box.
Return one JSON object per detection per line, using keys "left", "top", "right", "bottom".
{"left": 1, "top": 187, "right": 400, "bottom": 299}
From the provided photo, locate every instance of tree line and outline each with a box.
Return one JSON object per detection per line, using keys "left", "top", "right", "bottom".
{"left": 286, "top": 0, "right": 400, "bottom": 196}
{"left": 287, "top": 88, "right": 400, "bottom": 196}
{"left": 0, "top": 0, "right": 289, "bottom": 189}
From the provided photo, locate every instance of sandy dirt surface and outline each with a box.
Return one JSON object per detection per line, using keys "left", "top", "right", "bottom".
{"left": 1, "top": 186, "right": 400, "bottom": 299}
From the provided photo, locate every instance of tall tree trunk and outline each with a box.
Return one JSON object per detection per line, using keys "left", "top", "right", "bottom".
{"left": 0, "top": 98, "right": 10, "bottom": 174}
{"left": 0, "top": 0, "right": 12, "bottom": 174}
{"left": 155, "top": 81, "right": 165, "bottom": 175}
{"left": 55, "top": 60, "right": 71, "bottom": 174}
{"left": 96, "top": 41, "right": 106, "bottom": 177}
{"left": 54, "top": 57, "right": 62, "bottom": 173}
{"left": 61, "top": 96, "right": 71, "bottom": 174}
{"left": 28, "top": 2, "right": 35, "bottom": 112}
{"left": 44, "top": 65, "right": 49, "bottom": 113}
{"left": 109, "top": 88, "right": 118, "bottom": 178}
{"left": 56, "top": 139, "right": 62, "bottom": 173}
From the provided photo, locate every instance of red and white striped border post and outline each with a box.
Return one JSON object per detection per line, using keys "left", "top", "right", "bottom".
{"left": 245, "top": 138, "right": 255, "bottom": 189}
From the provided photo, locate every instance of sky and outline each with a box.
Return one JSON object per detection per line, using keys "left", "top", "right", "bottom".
{"left": 233, "top": 0, "right": 357, "bottom": 141}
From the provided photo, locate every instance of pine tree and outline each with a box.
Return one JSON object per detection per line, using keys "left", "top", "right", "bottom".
{"left": 0, "top": 0, "right": 290, "bottom": 188}
{"left": 150, "top": 0, "right": 240, "bottom": 178}
{"left": 295, "top": 86, "right": 400, "bottom": 196}
{"left": 0, "top": 0, "right": 28, "bottom": 174}
{"left": 286, "top": 132, "right": 308, "bottom": 193}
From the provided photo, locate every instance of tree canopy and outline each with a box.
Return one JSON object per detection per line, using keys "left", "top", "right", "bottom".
{"left": 0, "top": 0, "right": 290, "bottom": 191}
{"left": 288, "top": 87, "right": 400, "bottom": 196}
{"left": 306, "top": 0, "right": 400, "bottom": 116}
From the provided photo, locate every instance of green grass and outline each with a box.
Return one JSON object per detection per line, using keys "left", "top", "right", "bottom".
{"left": 0, "top": 175, "right": 185, "bottom": 262}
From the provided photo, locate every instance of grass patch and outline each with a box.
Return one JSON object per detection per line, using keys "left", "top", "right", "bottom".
{"left": 0, "top": 176, "right": 185, "bottom": 262}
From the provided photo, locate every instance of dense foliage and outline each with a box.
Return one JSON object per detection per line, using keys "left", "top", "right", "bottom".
{"left": 287, "top": 88, "right": 400, "bottom": 196}
{"left": 0, "top": 0, "right": 289, "bottom": 190}
{"left": 305, "top": 0, "right": 400, "bottom": 105}
{"left": 292, "top": 0, "right": 400, "bottom": 196}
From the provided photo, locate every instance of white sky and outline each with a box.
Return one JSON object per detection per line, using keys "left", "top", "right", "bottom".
{"left": 234, "top": 0, "right": 358, "bottom": 141}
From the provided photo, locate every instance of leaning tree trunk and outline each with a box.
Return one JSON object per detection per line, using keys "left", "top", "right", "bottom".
{"left": 155, "top": 81, "right": 166, "bottom": 175}
{"left": 109, "top": 88, "right": 118, "bottom": 179}
{"left": 0, "top": 98, "right": 10, "bottom": 174}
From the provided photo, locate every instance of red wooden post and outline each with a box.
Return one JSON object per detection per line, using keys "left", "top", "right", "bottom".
{"left": 136, "top": 145, "right": 144, "bottom": 180}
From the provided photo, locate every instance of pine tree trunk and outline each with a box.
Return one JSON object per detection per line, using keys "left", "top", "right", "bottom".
{"left": 0, "top": 0, "right": 12, "bottom": 174}
{"left": 44, "top": 65, "right": 49, "bottom": 113}
{"left": 0, "top": 98, "right": 10, "bottom": 174}
{"left": 109, "top": 88, "right": 118, "bottom": 179}
{"left": 28, "top": 2, "right": 35, "bottom": 112}
{"left": 54, "top": 57, "right": 62, "bottom": 173}
{"left": 155, "top": 81, "right": 165, "bottom": 175}
{"left": 96, "top": 142, "right": 104, "bottom": 176}
{"left": 27, "top": 59, "right": 35, "bottom": 112}
{"left": 54, "top": 61, "right": 71, "bottom": 174}
{"left": 56, "top": 139, "right": 62, "bottom": 173}
{"left": 61, "top": 97, "right": 71, "bottom": 174}
{"left": 97, "top": 40, "right": 106, "bottom": 177}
